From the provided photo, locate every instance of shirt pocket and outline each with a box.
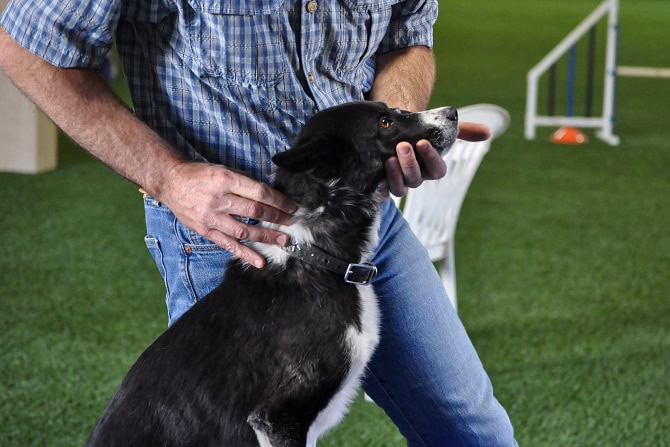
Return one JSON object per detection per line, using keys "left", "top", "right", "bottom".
{"left": 333, "top": 0, "right": 404, "bottom": 74}
{"left": 185, "top": 0, "right": 289, "bottom": 87}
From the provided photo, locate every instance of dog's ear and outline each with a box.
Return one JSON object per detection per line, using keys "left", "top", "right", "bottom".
{"left": 272, "top": 135, "right": 343, "bottom": 175}
{"left": 272, "top": 146, "right": 314, "bottom": 173}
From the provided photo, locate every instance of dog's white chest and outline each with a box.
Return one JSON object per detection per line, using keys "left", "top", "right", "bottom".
{"left": 305, "top": 285, "right": 380, "bottom": 446}
{"left": 250, "top": 204, "right": 383, "bottom": 447}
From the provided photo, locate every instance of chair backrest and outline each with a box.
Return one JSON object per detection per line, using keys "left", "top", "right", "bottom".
{"left": 393, "top": 104, "right": 511, "bottom": 261}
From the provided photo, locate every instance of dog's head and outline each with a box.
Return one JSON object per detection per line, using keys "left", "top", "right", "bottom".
{"left": 272, "top": 101, "right": 459, "bottom": 195}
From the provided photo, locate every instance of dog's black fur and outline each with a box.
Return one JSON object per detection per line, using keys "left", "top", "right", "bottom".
{"left": 86, "top": 101, "right": 458, "bottom": 447}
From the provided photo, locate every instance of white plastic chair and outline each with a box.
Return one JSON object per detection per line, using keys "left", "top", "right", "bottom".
{"left": 392, "top": 104, "right": 511, "bottom": 310}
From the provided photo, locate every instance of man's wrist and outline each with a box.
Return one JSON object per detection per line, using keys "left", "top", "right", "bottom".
{"left": 369, "top": 46, "right": 436, "bottom": 112}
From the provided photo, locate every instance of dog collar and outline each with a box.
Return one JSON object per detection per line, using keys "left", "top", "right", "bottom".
{"left": 282, "top": 243, "right": 378, "bottom": 286}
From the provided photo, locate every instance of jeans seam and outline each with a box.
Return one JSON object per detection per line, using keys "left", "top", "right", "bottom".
{"left": 171, "top": 215, "right": 199, "bottom": 305}
{"left": 366, "top": 368, "right": 430, "bottom": 447}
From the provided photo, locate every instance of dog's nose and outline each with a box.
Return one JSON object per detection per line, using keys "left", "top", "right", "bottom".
{"left": 445, "top": 107, "right": 458, "bottom": 121}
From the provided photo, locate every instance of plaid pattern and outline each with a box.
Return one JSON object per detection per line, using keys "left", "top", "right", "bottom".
{"left": 1, "top": 0, "right": 437, "bottom": 182}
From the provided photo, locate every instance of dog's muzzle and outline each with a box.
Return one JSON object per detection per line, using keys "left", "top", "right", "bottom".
{"left": 418, "top": 106, "right": 459, "bottom": 152}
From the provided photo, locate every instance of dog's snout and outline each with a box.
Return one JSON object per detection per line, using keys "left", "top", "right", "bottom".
{"left": 419, "top": 106, "right": 459, "bottom": 152}
{"left": 445, "top": 107, "right": 458, "bottom": 121}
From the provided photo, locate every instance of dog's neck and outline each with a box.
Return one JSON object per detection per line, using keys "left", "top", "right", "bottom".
{"left": 250, "top": 172, "right": 383, "bottom": 269}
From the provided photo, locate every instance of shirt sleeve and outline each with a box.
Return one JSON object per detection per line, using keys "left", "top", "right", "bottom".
{"left": 377, "top": 0, "right": 438, "bottom": 54}
{"left": 0, "top": 0, "right": 121, "bottom": 69}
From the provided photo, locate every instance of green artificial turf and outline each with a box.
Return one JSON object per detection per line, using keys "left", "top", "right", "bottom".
{"left": 1, "top": 1, "right": 669, "bottom": 445}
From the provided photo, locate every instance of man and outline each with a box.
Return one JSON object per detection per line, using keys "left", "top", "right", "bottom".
{"left": 0, "top": 0, "right": 517, "bottom": 444}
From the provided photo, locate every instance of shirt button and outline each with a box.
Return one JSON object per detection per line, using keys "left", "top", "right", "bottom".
{"left": 306, "top": 0, "right": 318, "bottom": 13}
{"left": 308, "top": 72, "right": 316, "bottom": 83}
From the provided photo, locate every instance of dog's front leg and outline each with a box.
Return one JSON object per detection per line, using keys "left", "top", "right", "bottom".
{"left": 247, "top": 410, "right": 310, "bottom": 447}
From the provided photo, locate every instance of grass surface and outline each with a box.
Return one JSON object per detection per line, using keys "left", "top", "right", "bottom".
{"left": 1, "top": 0, "right": 669, "bottom": 445}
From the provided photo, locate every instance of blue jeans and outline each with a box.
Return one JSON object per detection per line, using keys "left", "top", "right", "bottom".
{"left": 144, "top": 196, "right": 517, "bottom": 446}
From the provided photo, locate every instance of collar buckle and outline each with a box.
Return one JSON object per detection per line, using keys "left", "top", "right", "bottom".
{"left": 344, "top": 262, "right": 378, "bottom": 285}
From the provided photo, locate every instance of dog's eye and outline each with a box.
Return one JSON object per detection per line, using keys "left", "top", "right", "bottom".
{"left": 379, "top": 117, "right": 393, "bottom": 129}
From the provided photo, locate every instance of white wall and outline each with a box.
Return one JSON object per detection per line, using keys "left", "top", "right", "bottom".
{"left": 0, "top": 0, "right": 57, "bottom": 173}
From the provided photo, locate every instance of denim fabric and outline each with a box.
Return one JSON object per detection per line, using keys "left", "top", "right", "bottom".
{"left": 143, "top": 195, "right": 232, "bottom": 325}
{"left": 363, "top": 201, "right": 517, "bottom": 447}
{"left": 144, "top": 197, "right": 517, "bottom": 446}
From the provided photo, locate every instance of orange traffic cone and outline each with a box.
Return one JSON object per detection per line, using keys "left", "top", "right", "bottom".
{"left": 550, "top": 126, "right": 588, "bottom": 145}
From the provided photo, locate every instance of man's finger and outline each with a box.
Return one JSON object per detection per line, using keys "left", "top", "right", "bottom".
{"left": 203, "top": 219, "right": 296, "bottom": 269}
{"left": 457, "top": 122, "right": 491, "bottom": 142}
{"left": 218, "top": 195, "right": 294, "bottom": 227}
{"left": 202, "top": 213, "right": 290, "bottom": 246}
{"left": 377, "top": 179, "right": 392, "bottom": 202}
{"left": 395, "top": 141, "right": 423, "bottom": 188}
{"left": 202, "top": 230, "right": 268, "bottom": 269}
{"left": 384, "top": 157, "right": 408, "bottom": 197}
{"left": 415, "top": 139, "right": 447, "bottom": 180}
{"left": 230, "top": 175, "right": 297, "bottom": 219}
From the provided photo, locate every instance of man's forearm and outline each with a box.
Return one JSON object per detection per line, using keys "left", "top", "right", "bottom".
{"left": 370, "top": 46, "right": 441, "bottom": 197}
{"left": 368, "top": 46, "right": 436, "bottom": 112}
{"left": 0, "top": 27, "right": 296, "bottom": 266}
{"left": 0, "top": 27, "right": 184, "bottom": 198}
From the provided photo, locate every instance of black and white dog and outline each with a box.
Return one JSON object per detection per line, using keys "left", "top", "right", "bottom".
{"left": 86, "top": 101, "right": 458, "bottom": 447}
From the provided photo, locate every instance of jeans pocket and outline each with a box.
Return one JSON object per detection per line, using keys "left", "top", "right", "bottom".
{"left": 170, "top": 218, "right": 230, "bottom": 301}
{"left": 144, "top": 197, "right": 235, "bottom": 324}
{"left": 183, "top": 244, "right": 231, "bottom": 305}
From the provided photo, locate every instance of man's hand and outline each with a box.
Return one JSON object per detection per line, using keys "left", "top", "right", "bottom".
{"left": 368, "top": 46, "right": 493, "bottom": 198}
{"left": 159, "top": 162, "right": 297, "bottom": 269}
{"left": 383, "top": 121, "right": 492, "bottom": 198}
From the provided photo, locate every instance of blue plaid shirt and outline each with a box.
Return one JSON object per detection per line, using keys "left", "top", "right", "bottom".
{"left": 1, "top": 0, "right": 437, "bottom": 182}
